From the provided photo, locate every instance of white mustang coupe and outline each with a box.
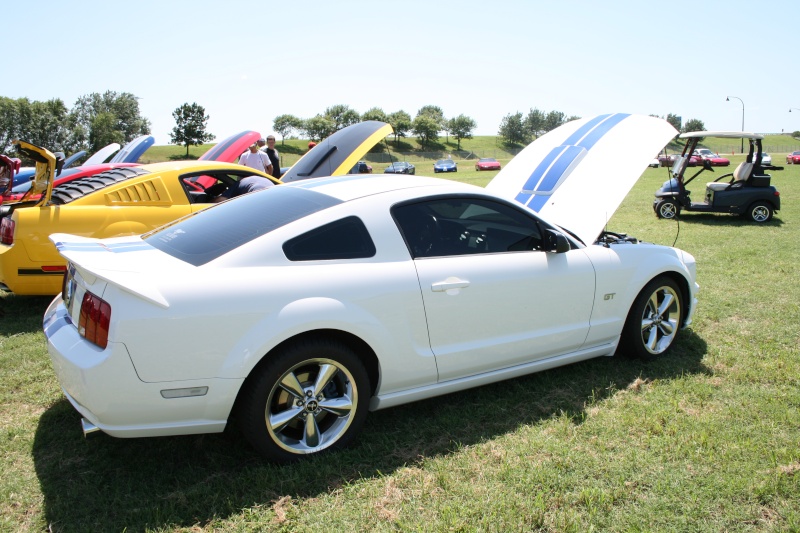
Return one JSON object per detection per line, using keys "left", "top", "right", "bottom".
{"left": 44, "top": 114, "right": 698, "bottom": 462}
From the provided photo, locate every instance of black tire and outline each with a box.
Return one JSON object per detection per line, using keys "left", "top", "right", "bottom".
{"left": 619, "top": 276, "right": 683, "bottom": 361}
{"left": 655, "top": 199, "right": 679, "bottom": 219}
{"left": 746, "top": 201, "right": 773, "bottom": 223}
{"left": 237, "top": 338, "right": 370, "bottom": 462}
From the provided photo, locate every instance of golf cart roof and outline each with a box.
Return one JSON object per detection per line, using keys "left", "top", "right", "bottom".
{"left": 680, "top": 131, "right": 764, "bottom": 140}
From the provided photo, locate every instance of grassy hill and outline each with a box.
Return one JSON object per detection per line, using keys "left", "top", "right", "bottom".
{"left": 141, "top": 133, "right": 800, "bottom": 167}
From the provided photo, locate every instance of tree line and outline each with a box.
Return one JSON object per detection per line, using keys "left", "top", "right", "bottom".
{"left": 0, "top": 92, "right": 151, "bottom": 156}
{"left": 1, "top": 92, "right": 709, "bottom": 161}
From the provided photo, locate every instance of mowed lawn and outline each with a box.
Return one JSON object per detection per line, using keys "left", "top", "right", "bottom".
{"left": 1, "top": 151, "right": 799, "bottom": 532}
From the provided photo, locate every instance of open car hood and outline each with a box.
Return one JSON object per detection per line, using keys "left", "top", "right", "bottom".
{"left": 280, "top": 121, "right": 392, "bottom": 182}
{"left": 199, "top": 131, "right": 261, "bottom": 163}
{"left": 486, "top": 113, "right": 678, "bottom": 245}
{"left": 1, "top": 155, "right": 22, "bottom": 196}
{"left": 109, "top": 135, "right": 154, "bottom": 163}
{"left": 12, "top": 140, "right": 58, "bottom": 206}
{"left": 83, "top": 143, "right": 121, "bottom": 166}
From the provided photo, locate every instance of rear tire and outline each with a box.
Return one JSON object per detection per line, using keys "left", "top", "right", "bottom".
{"left": 237, "top": 338, "right": 370, "bottom": 462}
{"left": 746, "top": 201, "right": 773, "bottom": 223}
{"left": 619, "top": 277, "right": 683, "bottom": 361}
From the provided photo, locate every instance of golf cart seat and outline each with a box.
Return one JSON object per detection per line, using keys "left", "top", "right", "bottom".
{"left": 707, "top": 162, "right": 752, "bottom": 191}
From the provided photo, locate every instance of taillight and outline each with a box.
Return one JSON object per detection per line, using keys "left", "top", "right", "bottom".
{"left": 78, "top": 291, "right": 111, "bottom": 349}
{"left": 0, "top": 217, "right": 13, "bottom": 245}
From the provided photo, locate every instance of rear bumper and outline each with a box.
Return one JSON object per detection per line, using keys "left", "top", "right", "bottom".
{"left": 43, "top": 296, "right": 242, "bottom": 438}
{"left": 0, "top": 244, "right": 63, "bottom": 295}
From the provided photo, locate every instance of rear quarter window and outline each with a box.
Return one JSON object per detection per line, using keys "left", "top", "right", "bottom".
{"left": 283, "top": 216, "right": 376, "bottom": 261}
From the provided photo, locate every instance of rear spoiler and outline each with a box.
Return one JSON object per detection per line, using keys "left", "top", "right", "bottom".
{"left": 50, "top": 233, "right": 170, "bottom": 308}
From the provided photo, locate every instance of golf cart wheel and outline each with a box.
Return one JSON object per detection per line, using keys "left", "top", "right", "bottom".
{"left": 655, "top": 200, "right": 679, "bottom": 219}
{"left": 747, "top": 201, "right": 773, "bottom": 223}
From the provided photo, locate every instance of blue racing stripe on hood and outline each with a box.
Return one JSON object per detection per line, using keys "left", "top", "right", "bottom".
{"left": 515, "top": 113, "right": 631, "bottom": 212}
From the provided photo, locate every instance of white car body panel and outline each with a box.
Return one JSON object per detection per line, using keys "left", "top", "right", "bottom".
{"left": 44, "top": 115, "right": 699, "bottom": 441}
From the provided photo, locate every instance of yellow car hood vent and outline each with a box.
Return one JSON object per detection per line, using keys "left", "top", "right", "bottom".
{"left": 104, "top": 177, "right": 172, "bottom": 205}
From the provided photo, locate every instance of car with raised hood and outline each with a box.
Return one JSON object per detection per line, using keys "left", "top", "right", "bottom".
{"left": 475, "top": 157, "right": 501, "bottom": 171}
{"left": 1, "top": 124, "right": 393, "bottom": 295}
{"left": 44, "top": 113, "right": 698, "bottom": 462}
{"left": 654, "top": 131, "right": 782, "bottom": 222}
{"left": 433, "top": 159, "right": 457, "bottom": 173}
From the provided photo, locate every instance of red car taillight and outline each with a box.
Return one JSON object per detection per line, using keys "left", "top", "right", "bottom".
{"left": 78, "top": 291, "right": 111, "bottom": 349}
{"left": 0, "top": 217, "right": 14, "bottom": 245}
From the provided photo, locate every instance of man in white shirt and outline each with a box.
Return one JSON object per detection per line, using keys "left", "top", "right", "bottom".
{"left": 238, "top": 142, "right": 273, "bottom": 175}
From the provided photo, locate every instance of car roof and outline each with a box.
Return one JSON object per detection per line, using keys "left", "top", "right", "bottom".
{"left": 287, "top": 173, "right": 479, "bottom": 202}
{"left": 680, "top": 131, "right": 764, "bottom": 140}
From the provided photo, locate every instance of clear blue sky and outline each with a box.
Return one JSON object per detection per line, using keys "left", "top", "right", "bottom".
{"left": 4, "top": 0, "right": 798, "bottom": 145}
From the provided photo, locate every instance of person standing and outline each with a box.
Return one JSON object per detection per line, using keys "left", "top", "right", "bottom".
{"left": 264, "top": 135, "right": 281, "bottom": 179}
{"left": 238, "top": 142, "right": 273, "bottom": 175}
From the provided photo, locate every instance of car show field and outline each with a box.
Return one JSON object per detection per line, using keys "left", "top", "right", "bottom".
{"left": 1, "top": 122, "right": 799, "bottom": 530}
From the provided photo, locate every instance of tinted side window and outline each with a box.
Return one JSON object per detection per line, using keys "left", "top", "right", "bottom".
{"left": 283, "top": 216, "right": 376, "bottom": 261}
{"left": 393, "top": 197, "right": 543, "bottom": 258}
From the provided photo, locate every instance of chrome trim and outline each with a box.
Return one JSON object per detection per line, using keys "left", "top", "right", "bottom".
{"left": 81, "top": 418, "right": 100, "bottom": 436}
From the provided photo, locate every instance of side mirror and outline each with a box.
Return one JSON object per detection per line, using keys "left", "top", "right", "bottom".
{"left": 544, "top": 229, "right": 570, "bottom": 253}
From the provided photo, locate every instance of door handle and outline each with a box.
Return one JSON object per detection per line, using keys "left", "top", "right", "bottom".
{"left": 431, "top": 277, "right": 470, "bottom": 292}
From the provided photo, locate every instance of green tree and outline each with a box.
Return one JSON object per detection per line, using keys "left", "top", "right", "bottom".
{"left": 447, "top": 114, "right": 476, "bottom": 150}
{"left": 273, "top": 114, "right": 303, "bottom": 145}
{"left": 361, "top": 107, "right": 388, "bottom": 123}
{"left": 543, "top": 110, "right": 566, "bottom": 133}
{"left": 169, "top": 102, "right": 215, "bottom": 157}
{"left": 0, "top": 97, "right": 71, "bottom": 154}
{"left": 387, "top": 110, "right": 412, "bottom": 143}
{"left": 498, "top": 112, "right": 528, "bottom": 145}
{"left": 69, "top": 91, "right": 150, "bottom": 152}
{"left": 412, "top": 115, "right": 440, "bottom": 149}
{"left": 666, "top": 113, "right": 682, "bottom": 132}
{"left": 682, "top": 118, "right": 705, "bottom": 134}
{"left": 89, "top": 112, "right": 125, "bottom": 152}
{"left": 303, "top": 115, "right": 336, "bottom": 141}
{"left": 324, "top": 104, "right": 360, "bottom": 131}
{"left": 525, "top": 108, "right": 546, "bottom": 139}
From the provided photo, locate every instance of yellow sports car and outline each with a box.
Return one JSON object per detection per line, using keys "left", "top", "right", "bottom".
{"left": 0, "top": 141, "right": 280, "bottom": 295}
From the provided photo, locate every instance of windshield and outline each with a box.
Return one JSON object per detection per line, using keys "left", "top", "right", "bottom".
{"left": 145, "top": 186, "right": 341, "bottom": 266}
{"left": 436, "top": 160, "right": 453, "bottom": 165}
{"left": 480, "top": 158, "right": 496, "bottom": 163}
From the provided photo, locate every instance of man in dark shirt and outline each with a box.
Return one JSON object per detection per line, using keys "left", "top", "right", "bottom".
{"left": 264, "top": 135, "right": 281, "bottom": 179}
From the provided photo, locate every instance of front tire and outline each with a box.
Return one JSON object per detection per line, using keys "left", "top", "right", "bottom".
{"left": 746, "top": 201, "right": 773, "bottom": 223}
{"left": 619, "top": 277, "right": 683, "bottom": 361}
{"left": 655, "top": 199, "right": 679, "bottom": 219}
{"left": 237, "top": 339, "right": 370, "bottom": 462}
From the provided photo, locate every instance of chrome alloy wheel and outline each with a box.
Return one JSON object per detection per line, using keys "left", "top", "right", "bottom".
{"left": 266, "top": 358, "right": 357, "bottom": 454}
{"left": 639, "top": 285, "right": 681, "bottom": 355}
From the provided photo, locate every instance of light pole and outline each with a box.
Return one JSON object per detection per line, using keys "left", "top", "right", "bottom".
{"left": 726, "top": 96, "right": 744, "bottom": 153}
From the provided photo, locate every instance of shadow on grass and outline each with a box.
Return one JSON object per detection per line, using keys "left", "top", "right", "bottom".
{"left": 32, "top": 331, "right": 707, "bottom": 531}
{"left": 168, "top": 154, "right": 199, "bottom": 161}
{"left": 0, "top": 294, "right": 54, "bottom": 335}
{"left": 673, "top": 213, "right": 785, "bottom": 227}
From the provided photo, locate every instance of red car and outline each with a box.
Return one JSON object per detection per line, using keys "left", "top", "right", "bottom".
{"left": 475, "top": 157, "right": 501, "bottom": 171}
{"left": 786, "top": 151, "right": 800, "bottom": 164}
{"left": 658, "top": 153, "right": 702, "bottom": 167}
{"left": 693, "top": 148, "right": 730, "bottom": 167}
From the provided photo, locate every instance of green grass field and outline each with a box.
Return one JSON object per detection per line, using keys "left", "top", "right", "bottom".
{"left": 1, "top": 142, "right": 799, "bottom": 531}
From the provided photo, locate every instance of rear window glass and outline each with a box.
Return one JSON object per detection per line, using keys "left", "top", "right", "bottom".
{"left": 144, "top": 186, "right": 340, "bottom": 266}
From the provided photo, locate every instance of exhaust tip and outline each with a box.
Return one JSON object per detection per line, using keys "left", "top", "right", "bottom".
{"left": 81, "top": 418, "right": 100, "bottom": 437}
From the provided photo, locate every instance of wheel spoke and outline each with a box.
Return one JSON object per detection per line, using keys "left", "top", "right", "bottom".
{"left": 646, "top": 326, "right": 659, "bottom": 352}
{"left": 269, "top": 406, "right": 303, "bottom": 433}
{"left": 279, "top": 371, "right": 306, "bottom": 400}
{"left": 648, "top": 293, "right": 659, "bottom": 314}
{"left": 640, "top": 317, "right": 655, "bottom": 332}
{"left": 319, "top": 396, "right": 353, "bottom": 417}
{"left": 313, "top": 364, "right": 339, "bottom": 397}
{"left": 303, "top": 412, "right": 321, "bottom": 448}
{"left": 659, "top": 318, "right": 677, "bottom": 336}
{"left": 657, "top": 292, "right": 675, "bottom": 318}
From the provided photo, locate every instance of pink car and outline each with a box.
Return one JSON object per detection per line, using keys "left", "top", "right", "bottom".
{"left": 693, "top": 148, "right": 730, "bottom": 167}
{"left": 475, "top": 157, "right": 501, "bottom": 171}
{"left": 786, "top": 151, "right": 800, "bottom": 164}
